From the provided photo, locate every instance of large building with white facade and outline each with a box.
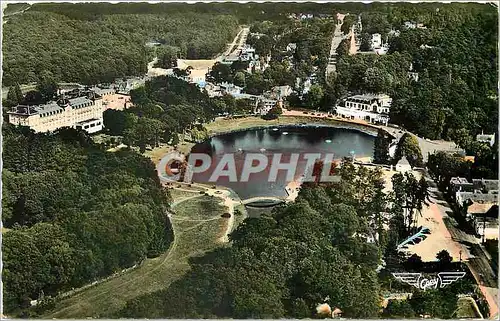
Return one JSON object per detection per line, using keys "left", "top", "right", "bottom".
{"left": 334, "top": 94, "right": 392, "bottom": 125}
{"left": 7, "top": 90, "right": 105, "bottom": 134}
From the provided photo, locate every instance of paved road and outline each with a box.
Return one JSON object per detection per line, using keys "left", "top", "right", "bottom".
{"left": 218, "top": 27, "right": 250, "bottom": 61}
{"left": 325, "top": 16, "right": 345, "bottom": 78}
{"left": 425, "top": 179, "right": 498, "bottom": 318}
{"left": 381, "top": 126, "right": 462, "bottom": 162}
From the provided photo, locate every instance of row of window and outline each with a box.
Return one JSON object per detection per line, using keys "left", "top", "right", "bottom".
{"left": 82, "top": 121, "right": 102, "bottom": 129}
{"left": 40, "top": 109, "right": 63, "bottom": 117}
{"left": 72, "top": 101, "right": 95, "bottom": 109}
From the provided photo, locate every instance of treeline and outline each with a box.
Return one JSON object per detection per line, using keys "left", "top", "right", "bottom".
{"left": 3, "top": 9, "right": 238, "bottom": 86}
{"left": 2, "top": 125, "right": 174, "bottom": 315}
{"left": 332, "top": 3, "right": 497, "bottom": 144}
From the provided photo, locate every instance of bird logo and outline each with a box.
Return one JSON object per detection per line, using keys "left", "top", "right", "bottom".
{"left": 392, "top": 272, "right": 466, "bottom": 290}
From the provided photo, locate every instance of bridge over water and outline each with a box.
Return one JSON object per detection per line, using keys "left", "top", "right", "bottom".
{"left": 241, "top": 196, "right": 287, "bottom": 206}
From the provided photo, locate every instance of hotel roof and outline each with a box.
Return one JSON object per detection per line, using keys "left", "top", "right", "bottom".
{"left": 348, "top": 94, "right": 390, "bottom": 101}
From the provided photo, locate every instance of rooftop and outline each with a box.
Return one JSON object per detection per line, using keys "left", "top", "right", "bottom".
{"left": 467, "top": 201, "right": 496, "bottom": 215}
{"left": 8, "top": 102, "right": 63, "bottom": 116}
{"left": 68, "top": 96, "right": 93, "bottom": 108}
{"left": 348, "top": 94, "right": 390, "bottom": 101}
{"left": 76, "top": 118, "right": 101, "bottom": 125}
{"left": 451, "top": 177, "right": 472, "bottom": 185}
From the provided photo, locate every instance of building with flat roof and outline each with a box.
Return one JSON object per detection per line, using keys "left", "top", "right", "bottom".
{"left": 371, "top": 33, "right": 382, "bottom": 49}
{"left": 450, "top": 177, "right": 475, "bottom": 194}
{"left": 7, "top": 91, "right": 104, "bottom": 134}
{"left": 334, "top": 94, "right": 392, "bottom": 125}
{"left": 476, "top": 133, "right": 495, "bottom": 147}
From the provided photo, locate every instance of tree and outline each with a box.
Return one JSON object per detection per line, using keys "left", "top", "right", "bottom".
{"left": 427, "top": 151, "right": 471, "bottom": 189}
{"left": 6, "top": 83, "right": 23, "bottom": 106}
{"left": 36, "top": 71, "right": 58, "bottom": 102}
{"left": 305, "top": 85, "right": 324, "bottom": 109}
{"left": 383, "top": 300, "right": 416, "bottom": 318}
{"left": 263, "top": 103, "right": 282, "bottom": 120}
{"left": 207, "top": 62, "right": 232, "bottom": 84}
{"left": 436, "top": 249, "right": 453, "bottom": 268}
{"left": 373, "top": 129, "right": 392, "bottom": 164}
{"left": 360, "top": 33, "right": 371, "bottom": 51}
{"left": 405, "top": 254, "right": 423, "bottom": 271}
{"left": 233, "top": 71, "right": 246, "bottom": 87}
{"left": 393, "top": 133, "right": 423, "bottom": 167}
{"left": 22, "top": 90, "right": 43, "bottom": 105}
{"left": 2, "top": 128, "right": 173, "bottom": 314}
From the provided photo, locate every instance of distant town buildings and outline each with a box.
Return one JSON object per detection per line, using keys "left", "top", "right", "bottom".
{"left": 334, "top": 94, "right": 392, "bottom": 125}
{"left": 451, "top": 176, "right": 498, "bottom": 207}
{"left": 449, "top": 174, "right": 498, "bottom": 240}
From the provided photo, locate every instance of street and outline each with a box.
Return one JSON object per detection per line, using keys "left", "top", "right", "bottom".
{"left": 424, "top": 178, "right": 498, "bottom": 319}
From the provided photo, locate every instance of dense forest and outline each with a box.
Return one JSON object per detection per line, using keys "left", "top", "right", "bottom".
{"left": 117, "top": 162, "right": 387, "bottom": 318}
{"left": 2, "top": 125, "right": 174, "bottom": 314}
{"left": 3, "top": 5, "right": 238, "bottom": 86}
{"left": 115, "top": 161, "right": 475, "bottom": 319}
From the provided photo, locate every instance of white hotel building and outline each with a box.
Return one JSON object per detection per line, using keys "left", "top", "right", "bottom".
{"left": 334, "top": 94, "right": 392, "bottom": 125}
{"left": 7, "top": 90, "right": 105, "bottom": 134}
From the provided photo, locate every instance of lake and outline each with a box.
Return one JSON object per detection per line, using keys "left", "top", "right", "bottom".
{"left": 190, "top": 125, "right": 375, "bottom": 200}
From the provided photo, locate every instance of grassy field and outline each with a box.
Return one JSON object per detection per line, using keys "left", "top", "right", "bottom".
{"left": 41, "top": 190, "right": 229, "bottom": 318}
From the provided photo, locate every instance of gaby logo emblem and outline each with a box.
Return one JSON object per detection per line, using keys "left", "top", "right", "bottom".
{"left": 392, "top": 272, "right": 466, "bottom": 290}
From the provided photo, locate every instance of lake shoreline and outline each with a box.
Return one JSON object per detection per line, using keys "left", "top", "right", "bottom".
{"left": 204, "top": 115, "right": 391, "bottom": 140}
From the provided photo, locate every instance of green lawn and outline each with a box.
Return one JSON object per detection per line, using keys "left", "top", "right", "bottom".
{"left": 41, "top": 193, "right": 229, "bottom": 318}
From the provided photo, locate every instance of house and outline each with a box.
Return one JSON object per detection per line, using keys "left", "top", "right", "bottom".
{"left": 456, "top": 191, "right": 498, "bottom": 207}
{"left": 240, "top": 45, "right": 256, "bottom": 61}
{"left": 269, "top": 85, "right": 293, "bottom": 100}
{"left": 472, "top": 178, "right": 499, "bottom": 194}
{"left": 187, "top": 68, "right": 207, "bottom": 87}
{"left": 452, "top": 177, "right": 498, "bottom": 206}
{"left": 204, "top": 83, "right": 223, "bottom": 97}
{"left": 114, "top": 77, "right": 148, "bottom": 94}
{"left": 396, "top": 156, "right": 412, "bottom": 172}
{"left": 8, "top": 91, "right": 104, "bottom": 134}
{"left": 334, "top": 94, "right": 392, "bottom": 125}
{"left": 371, "top": 33, "right": 382, "bottom": 49}
{"left": 450, "top": 177, "right": 475, "bottom": 194}
{"left": 90, "top": 87, "right": 115, "bottom": 99}
{"left": 286, "top": 43, "right": 297, "bottom": 52}
{"left": 255, "top": 98, "right": 279, "bottom": 115}
{"left": 300, "top": 13, "right": 313, "bottom": 19}
{"left": 404, "top": 21, "right": 417, "bottom": 29}
{"left": 220, "top": 82, "right": 242, "bottom": 95}
{"left": 476, "top": 133, "right": 495, "bottom": 147}
{"left": 408, "top": 72, "right": 419, "bottom": 82}
{"left": 467, "top": 204, "right": 499, "bottom": 240}
{"left": 332, "top": 307, "right": 343, "bottom": 318}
